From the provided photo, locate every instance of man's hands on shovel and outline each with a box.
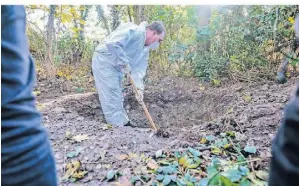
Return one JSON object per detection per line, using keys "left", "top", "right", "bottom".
{"left": 124, "top": 69, "right": 169, "bottom": 138}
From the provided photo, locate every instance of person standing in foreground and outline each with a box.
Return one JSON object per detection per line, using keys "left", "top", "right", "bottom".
{"left": 1, "top": 5, "right": 57, "bottom": 185}
{"left": 92, "top": 21, "right": 166, "bottom": 126}
{"left": 269, "top": 11, "right": 299, "bottom": 186}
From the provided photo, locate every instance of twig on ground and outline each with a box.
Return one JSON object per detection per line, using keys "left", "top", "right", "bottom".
{"left": 228, "top": 137, "right": 246, "bottom": 159}
{"left": 249, "top": 155, "right": 255, "bottom": 175}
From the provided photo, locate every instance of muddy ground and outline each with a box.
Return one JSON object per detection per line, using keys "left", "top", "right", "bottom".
{"left": 37, "top": 76, "right": 298, "bottom": 185}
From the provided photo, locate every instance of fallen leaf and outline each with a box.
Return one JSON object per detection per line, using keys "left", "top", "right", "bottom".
{"left": 200, "top": 137, "right": 207, "bottom": 144}
{"left": 199, "top": 84, "right": 205, "bottom": 91}
{"left": 89, "top": 76, "right": 94, "bottom": 83}
{"left": 255, "top": 170, "right": 268, "bottom": 181}
{"left": 63, "top": 160, "right": 82, "bottom": 180}
{"left": 65, "top": 131, "right": 72, "bottom": 139}
{"left": 223, "top": 144, "right": 232, "bottom": 149}
{"left": 72, "top": 171, "right": 88, "bottom": 179}
{"left": 179, "top": 155, "right": 192, "bottom": 168}
{"left": 243, "top": 95, "right": 252, "bottom": 102}
{"left": 73, "top": 134, "right": 89, "bottom": 142}
{"left": 119, "top": 154, "right": 129, "bottom": 161}
{"left": 212, "top": 78, "right": 221, "bottom": 86}
{"left": 247, "top": 172, "right": 266, "bottom": 186}
{"left": 211, "top": 147, "right": 222, "bottom": 155}
{"left": 158, "top": 159, "right": 171, "bottom": 165}
{"left": 147, "top": 159, "right": 159, "bottom": 170}
{"left": 227, "top": 107, "right": 234, "bottom": 114}
{"left": 187, "top": 163, "right": 200, "bottom": 169}
{"left": 128, "top": 153, "right": 138, "bottom": 159}
{"left": 179, "top": 156, "right": 188, "bottom": 166}
{"left": 33, "top": 91, "right": 41, "bottom": 96}
{"left": 102, "top": 124, "right": 113, "bottom": 130}
{"left": 103, "top": 164, "right": 112, "bottom": 169}
{"left": 36, "top": 103, "right": 45, "bottom": 111}
{"left": 225, "top": 131, "right": 235, "bottom": 137}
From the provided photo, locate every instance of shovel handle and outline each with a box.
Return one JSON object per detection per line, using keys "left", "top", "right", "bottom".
{"left": 127, "top": 74, "right": 158, "bottom": 132}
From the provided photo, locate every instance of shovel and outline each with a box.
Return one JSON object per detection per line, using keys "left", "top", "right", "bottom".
{"left": 127, "top": 73, "right": 159, "bottom": 133}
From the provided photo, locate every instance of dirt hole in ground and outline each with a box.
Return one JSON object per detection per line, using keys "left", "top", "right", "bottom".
{"left": 51, "top": 85, "right": 235, "bottom": 130}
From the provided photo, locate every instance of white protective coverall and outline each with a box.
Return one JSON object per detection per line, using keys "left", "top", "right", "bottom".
{"left": 92, "top": 21, "right": 159, "bottom": 126}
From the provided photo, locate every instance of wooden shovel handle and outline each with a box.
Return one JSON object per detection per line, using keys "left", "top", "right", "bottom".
{"left": 127, "top": 74, "right": 158, "bottom": 132}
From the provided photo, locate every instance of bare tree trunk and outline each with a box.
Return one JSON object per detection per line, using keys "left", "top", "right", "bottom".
{"left": 110, "top": 5, "right": 121, "bottom": 31}
{"left": 133, "top": 5, "right": 146, "bottom": 25}
{"left": 140, "top": 6, "right": 146, "bottom": 23}
{"left": 96, "top": 5, "right": 111, "bottom": 35}
{"left": 79, "top": 5, "right": 92, "bottom": 42}
{"left": 53, "top": 5, "right": 62, "bottom": 58}
{"left": 46, "top": 5, "right": 56, "bottom": 63}
{"left": 127, "top": 5, "right": 132, "bottom": 22}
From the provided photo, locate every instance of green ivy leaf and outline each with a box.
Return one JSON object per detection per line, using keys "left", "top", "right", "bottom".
{"left": 188, "top": 147, "right": 201, "bottom": 157}
{"left": 170, "top": 175, "right": 177, "bottom": 182}
{"left": 222, "top": 168, "right": 243, "bottom": 182}
{"left": 237, "top": 155, "right": 246, "bottom": 162}
{"left": 156, "top": 174, "right": 164, "bottom": 181}
{"left": 130, "top": 176, "right": 140, "bottom": 184}
{"left": 162, "top": 175, "right": 172, "bottom": 185}
{"left": 184, "top": 172, "right": 191, "bottom": 180}
{"left": 211, "top": 158, "right": 221, "bottom": 169}
{"left": 106, "top": 170, "right": 115, "bottom": 181}
{"left": 206, "top": 135, "right": 216, "bottom": 141}
{"left": 244, "top": 145, "right": 257, "bottom": 154}
{"left": 207, "top": 166, "right": 218, "bottom": 177}
{"left": 66, "top": 146, "right": 82, "bottom": 158}
{"left": 240, "top": 178, "right": 251, "bottom": 186}
{"left": 220, "top": 175, "right": 235, "bottom": 186}
{"left": 198, "top": 178, "right": 209, "bottom": 186}
{"left": 209, "top": 172, "right": 221, "bottom": 185}
{"left": 239, "top": 166, "right": 250, "bottom": 176}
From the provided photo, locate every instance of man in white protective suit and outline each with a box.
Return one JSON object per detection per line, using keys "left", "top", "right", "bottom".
{"left": 92, "top": 21, "right": 166, "bottom": 126}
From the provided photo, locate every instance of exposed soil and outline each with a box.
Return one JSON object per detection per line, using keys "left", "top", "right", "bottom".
{"left": 37, "top": 76, "right": 298, "bottom": 185}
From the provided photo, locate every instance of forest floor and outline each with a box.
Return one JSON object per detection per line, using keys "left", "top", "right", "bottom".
{"left": 36, "top": 75, "right": 298, "bottom": 186}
